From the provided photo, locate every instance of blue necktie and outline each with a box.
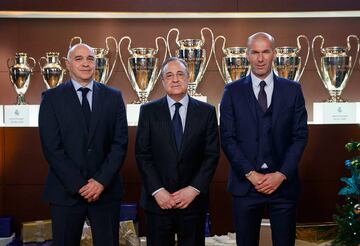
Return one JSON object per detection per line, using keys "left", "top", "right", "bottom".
{"left": 78, "top": 87, "right": 91, "bottom": 129}
{"left": 258, "top": 81, "right": 267, "bottom": 112}
{"left": 172, "top": 102, "right": 183, "bottom": 151}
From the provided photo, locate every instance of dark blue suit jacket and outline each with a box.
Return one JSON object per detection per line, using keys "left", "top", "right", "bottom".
{"left": 220, "top": 74, "right": 308, "bottom": 199}
{"left": 135, "top": 96, "right": 220, "bottom": 214}
{"left": 39, "top": 80, "right": 128, "bottom": 206}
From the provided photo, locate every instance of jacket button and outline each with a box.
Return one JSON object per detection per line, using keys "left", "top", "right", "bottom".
{"left": 87, "top": 148, "right": 92, "bottom": 152}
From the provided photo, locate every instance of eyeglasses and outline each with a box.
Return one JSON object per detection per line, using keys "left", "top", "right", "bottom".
{"left": 164, "top": 72, "right": 186, "bottom": 81}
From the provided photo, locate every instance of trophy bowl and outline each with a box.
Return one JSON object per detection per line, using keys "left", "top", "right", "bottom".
{"left": 39, "top": 52, "right": 66, "bottom": 89}
{"left": 7, "top": 52, "right": 36, "bottom": 105}
{"left": 166, "top": 27, "right": 214, "bottom": 96}
{"left": 273, "top": 35, "right": 310, "bottom": 82}
{"left": 213, "top": 35, "right": 249, "bottom": 83}
{"left": 68, "top": 36, "right": 118, "bottom": 84}
{"left": 312, "top": 35, "right": 360, "bottom": 102}
{"left": 119, "top": 36, "right": 167, "bottom": 104}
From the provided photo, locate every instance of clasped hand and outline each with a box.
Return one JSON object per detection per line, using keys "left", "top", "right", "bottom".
{"left": 154, "top": 187, "right": 199, "bottom": 210}
{"left": 79, "top": 178, "right": 104, "bottom": 202}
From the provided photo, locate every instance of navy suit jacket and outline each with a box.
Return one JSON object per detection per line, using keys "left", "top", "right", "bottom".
{"left": 220, "top": 74, "right": 308, "bottom": 199}
{"left": 135, "top": 96, "right": 220, "bottom": 214}
{"left": 39, "top": 80, "right": 128, "bottom": 206}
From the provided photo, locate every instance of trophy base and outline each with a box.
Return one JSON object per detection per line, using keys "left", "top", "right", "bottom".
{"left": 16, "top": 94, "right": 27, "bottom": 105}
{"left": 313, "top": 102, "right": 360, "bottom": 124}
{"left": 326, "top": 92, "right": 345, "bottom": 103}
{"left": 4, "top": 105, "right": 39, "bottom": 127}
{"left": 126, "top": 104, "right": 141, "bottom": 126}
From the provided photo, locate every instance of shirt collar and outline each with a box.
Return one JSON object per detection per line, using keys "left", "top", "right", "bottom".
{"left": 72, "top": 79, "right": 94, "bottom": 91}
{"left": 251, "top": 72, "right": 274, "bottom": 87}
{"left": 166, "top": 94, "right": 189, "bottom": 108}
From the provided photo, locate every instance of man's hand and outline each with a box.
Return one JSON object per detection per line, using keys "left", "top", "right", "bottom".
{"left": 79, "top": 178, "right": 104, "bottom": 202}
{"left": 154, "top": 189, "right": 176, "bottom": 209}
{"left": 171, "top": 187, "right": 199, "bottom": 209}
{"left": 255, "top": 172, "right": 285, "bottom": 195}
{"left": 247, "top": 171, "right": 265, "bottom": 187}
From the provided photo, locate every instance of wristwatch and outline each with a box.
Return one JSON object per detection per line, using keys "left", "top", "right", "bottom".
{"left": 245, "top": 170, "right": 254, "bottom": 177}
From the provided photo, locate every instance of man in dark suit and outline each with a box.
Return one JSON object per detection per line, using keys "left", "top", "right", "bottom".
{"left": 136, "top": 57, "right": 219, "bottom": 246}
{"left": 220, "top": 32, "right": 308, "bottom": 246}
{"left": 39, "top": 43, "right": 128, "bottom": 246}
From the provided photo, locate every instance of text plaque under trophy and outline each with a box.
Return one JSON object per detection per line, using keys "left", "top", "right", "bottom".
{"left": 313, "top": 102, "right": 360, "bottom": 124}
{"left": 126, "top": 104, "right": 141, "bottom": 126}
{"left": 0, "top": 105, "right": 3, "bottom": 126}
{"left": 4, "top": 105, "right": 40, "bottom": 127}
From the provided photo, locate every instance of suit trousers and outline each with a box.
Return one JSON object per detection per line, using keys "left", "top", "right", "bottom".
{"left": 51, "top": 200, "right": 120, "bottom": 246}
{"left": 233, "top": 188, "right": 297, "bottom": 246}
{"left": 146, "top": 210, "right": 206, "bottom": 246}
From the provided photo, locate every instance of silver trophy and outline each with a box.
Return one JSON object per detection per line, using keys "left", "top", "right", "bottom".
{"left": 7, "top": 53, "right": 36, "bottom": 105}
{"left": 119, "top": 36, "right": 167, "bottom": 103}
{"left": 39, "top": 52, "right": 66, "bottom": 89}
{"left": 68, "top": 36, "right": 118, "bottom": 84}
{"left": 213, "top": 35, "right": 250, "bottom": 83}
{"left": 273, "top": 35, "right": 310, "bottom": 82}
{"left": 312, "top": 35, "right": 360, "bottom": 102}
{"left": 166, "top": 27, "right": 214, "bottom": 96}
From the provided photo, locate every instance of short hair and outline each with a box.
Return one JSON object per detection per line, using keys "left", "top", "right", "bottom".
{"left": 160, "top": 57, "right": 189, "bottom": 78}
{"left": 247, "top": 32, "right": 275, "bottom": 51}
{"left": 67, "top": 43, "right": 94, "bottom": 60}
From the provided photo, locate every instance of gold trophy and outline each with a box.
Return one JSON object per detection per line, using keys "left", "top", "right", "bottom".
{"left": 312, "top": 35, "right": 360, "bottom": 102}
{"left": 273, "top": 35, "right": 310, "bottom": 82}
{"left": 7, "top": 53, "right": 36, "bottom": 105}
{"left": 119, "top": 36, "right": 167, "bottom": 104}
{"left": 213, "top": 35, "right": 250, "bottom": 83}
{"left": 68, "top": 36, "right": 118, "bottom": 84}
{"left": 166, "top": 27, "right": 214, "bottom": 96}
{"left": 39, "top": 52, "right": 66, "bottom": 89}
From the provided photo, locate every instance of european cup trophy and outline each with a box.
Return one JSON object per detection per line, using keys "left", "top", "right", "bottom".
{"left": 213, "top": 35, "right": 250, "bottom": 83}
{"left": 312, "top": 35, "right": 360, "bottom": 102}
{"left": 119, "top": 36, "right": 167, "bottom": 104}
{"left": 39, "top": 52, "right": 66, "bottom": 89}
{"left": 69, "top": 36, "right": 118, "bottom": 84}
{"left": 7, "top": 53, "right": 36, "bottom": 105}
{"left": 273, "top": 35, "right": 310, "bottom": 82}
{"left": 166, "top": 27, "right": 214, "bottom": 97}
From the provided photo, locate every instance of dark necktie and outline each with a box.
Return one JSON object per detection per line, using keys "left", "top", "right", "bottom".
{"left": 258, "top": 80, "right": 267, "bottom": 112}
{"left": 78, "top": 87, "right": 91, "bottom": 129}
{"left": 172, "top": 102, "right": 183, "bottom": 151}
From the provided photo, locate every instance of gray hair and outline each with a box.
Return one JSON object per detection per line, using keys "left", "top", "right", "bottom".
{"left": 247, "top": 32, "right": 275, "bottom": 51}
{"left": 160, "top": 57, "right": 189, "bottom": 78}
{"left": 67, "top": 43, "right": 94, "bottom": 60}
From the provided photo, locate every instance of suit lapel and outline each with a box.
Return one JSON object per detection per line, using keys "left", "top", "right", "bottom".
{"left": 271, "top": 75, "right": 282, "bottom": 126}
{"left": 243, "top": 76, "right": 257, "bottom": 123}
{"left": 64, "top": 81, "right": 88, "bottom": 130}
{"left": 87, "top": 82, "right": 103, "bottom": 145}
{"left": 179, "top": 97, "right": 196, "bottom": 156}
{"left": 159, "top": 97, "right": 179, "bottom": 154}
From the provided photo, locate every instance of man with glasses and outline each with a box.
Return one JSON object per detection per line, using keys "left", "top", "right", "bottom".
{"left": 136, "top": 57, "right": 219, "bottom": 246}
{"left": 220, "top": 32, "right": 308, "bottom": 246}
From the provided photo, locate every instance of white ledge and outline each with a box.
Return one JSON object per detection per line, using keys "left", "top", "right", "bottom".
{"left": 0, "top": 11, "right": 360, "bottom": 19}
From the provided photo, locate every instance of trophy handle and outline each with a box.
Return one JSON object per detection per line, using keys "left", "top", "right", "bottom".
{"left": 104, "top": 36, "right": 119, "bottom": 84}
{"left": 166, "top": 28, "right": 180, "bottom": 57}
{"left": 213, "top": 35, "right": 227, "bottom": 82}
{"left": 346, "top": 34, "right": 360, "bottom": 79}
{"left": 69, "top": 36, "right": 82, "bottom": 50}
{"left": 296, "top": 35, "right": 310, "bottom": 81}
{"left": 6, "top": 57, "right": 14, "bottom": 69}
{"left": 200, "top": 27, "right": 215, "bottom": 76}
{"left": 28, "top": 57, "right": 37, "bottom": 73}
{"left": 154, "top": 36, "right": 168, "bottom": 82}
{"left": 311, "top": 35, "right": 326, "bottom": 83}
{"left": 118, "top": 36, "right": 132, "bottom": 81}
{"left": 38, "top": 57, "right": 47, "bottom": 72}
